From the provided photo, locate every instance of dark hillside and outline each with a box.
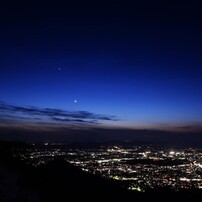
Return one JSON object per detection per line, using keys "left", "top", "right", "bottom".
{"left": 0, "top": 141, "right": 201, "bottom": 202}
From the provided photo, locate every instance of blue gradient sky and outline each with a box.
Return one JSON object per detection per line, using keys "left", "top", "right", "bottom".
{"left": 0, "top": 1, "right": 202, "bottom": 141}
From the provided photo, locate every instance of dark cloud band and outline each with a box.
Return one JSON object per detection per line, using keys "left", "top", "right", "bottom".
{"left": 0, "top": 101, "right": 118, "bottom": 125}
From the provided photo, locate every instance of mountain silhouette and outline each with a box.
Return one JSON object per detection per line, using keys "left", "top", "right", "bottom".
{"left": 0, "top": 141, "right": 201, "bottom": 202}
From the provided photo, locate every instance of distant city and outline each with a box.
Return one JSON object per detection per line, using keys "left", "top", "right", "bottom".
{"left": 13, "top": 143, "right": 202, "bottom": 192}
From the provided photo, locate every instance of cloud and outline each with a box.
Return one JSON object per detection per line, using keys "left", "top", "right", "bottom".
{"left": 51, "top": 117, "right": 99, "bottom": 124}
{"left": 0, "top": 101, "right": 118, "bottom": 126}
{"left": 176, "top": 123, "right": 202, "bottom": 132}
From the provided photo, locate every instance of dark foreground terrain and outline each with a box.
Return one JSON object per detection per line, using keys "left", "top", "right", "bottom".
{"left": 0, "top": 141, "right": 201, "bottom": 202}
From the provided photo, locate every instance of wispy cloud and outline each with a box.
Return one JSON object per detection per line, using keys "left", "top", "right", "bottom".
{"left": 176, "top": 123, "right": 202, "bottom": 132}
{"left": 0, "top": 101, "right": 118, "bottom": 126}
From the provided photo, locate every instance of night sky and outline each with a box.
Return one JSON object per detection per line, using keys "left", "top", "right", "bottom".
{"left": 0, "top": 1, "right": 202, "bottom": 145}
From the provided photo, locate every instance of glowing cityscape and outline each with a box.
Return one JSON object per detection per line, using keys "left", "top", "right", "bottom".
{"left": 15, "top": 144, "right": 202, "bottom": 192}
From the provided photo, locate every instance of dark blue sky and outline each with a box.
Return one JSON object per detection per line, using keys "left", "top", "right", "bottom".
{"left": 0, "top": 1, "right": 202, "bottom": 143}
